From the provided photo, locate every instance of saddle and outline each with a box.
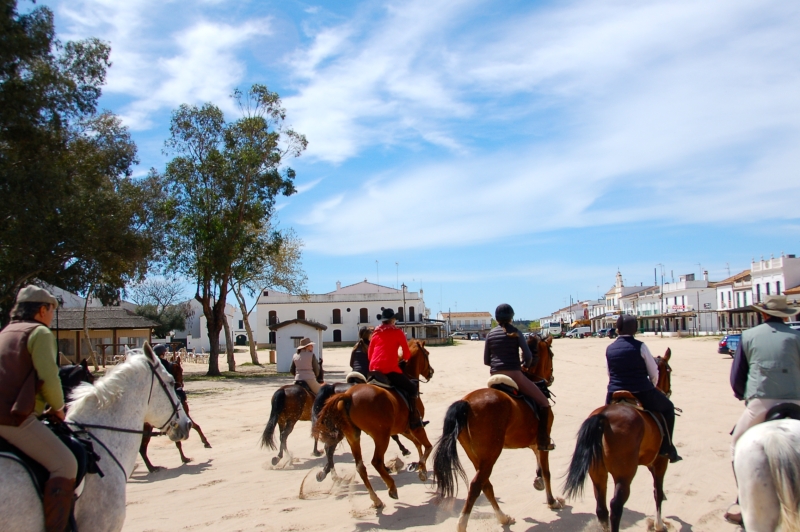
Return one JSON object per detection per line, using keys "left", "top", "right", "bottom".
{"left": 487, "top": 375, "right": 541, "bottom": 418}
{"left": 367, "top": 372, "right": 418, "bottom": 411}
{"left": 609, "top": 391, "right": 667, "bottom": 443}
{"left": 0, "top": 421, "right": 101, "bottom": 499}
{"left": 345, "top": 371, "right": 367, "bottom": 384}
{"left": 765, "top": 402, "right": 800, "bottom": 422}
{"left": 294, "top": 380, "right": 316, "bottom": 397}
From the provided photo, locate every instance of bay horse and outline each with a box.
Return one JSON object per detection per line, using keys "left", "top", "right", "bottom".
{"left": 564, "top": 348, "right": 673, "bottom": 532}
{"left": 433, "top": 334, "right": 559, "bottom": 532}
{"left": 312, "top": 338, "right": 434, "bottom": 508}
{"left": 139, "top": 355, "right": 211, "bottom": 472}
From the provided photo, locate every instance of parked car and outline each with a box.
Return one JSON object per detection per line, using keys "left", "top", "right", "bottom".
{"left": 565, "top": 326, "right": 592, "bottom": 339}
{"left": 718, "top": 334, "right": 741, "bottom": 355}
{"left": 450, "top": 332, "right": 468, "bottom": 339}
{"left": 470, "top": 333, "right": 480, "bottom": 340}
{"left": 597, "top": 328, "right": 618, "bottom": 338}
{"left": 787, "top": 321, "right": 800, "bottom": 331}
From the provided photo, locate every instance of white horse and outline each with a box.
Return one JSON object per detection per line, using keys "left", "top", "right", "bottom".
{"left": 0, "top": 343, "right": 192, "bottom": 531}
{"left": 735, "top": 419, "right": 800, "bottom": 532}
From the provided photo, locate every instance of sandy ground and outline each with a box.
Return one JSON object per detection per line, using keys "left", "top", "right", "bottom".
{"left": 123, "top": 337, "right": 742, "bottom": 532}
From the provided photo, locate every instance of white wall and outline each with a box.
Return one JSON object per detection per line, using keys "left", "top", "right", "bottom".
{"left": 274, "top": 323, "right": 324, "bottom": 373}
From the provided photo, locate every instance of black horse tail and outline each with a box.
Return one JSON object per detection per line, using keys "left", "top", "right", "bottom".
{"left": 261, "top": 387, "right": 286, "bottom": 450}
{"left": 564, "top": 413, "right": 607, "bottom": 500}
{"left": 312, "top": 392, "right": 353, "bottom": 446}
{"left": 312, "top": 383, "right": 339, "bottom": 425}
{"left": 433, "top": 400, "right": 470, "bottom": 499}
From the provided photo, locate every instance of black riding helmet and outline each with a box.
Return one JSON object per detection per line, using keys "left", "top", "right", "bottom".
{"left": 495, "top": 303, "right": 514, "bottom": 323}
{"left": 153, "top": 344, "right": 167, "bottom": 357}
{"left": 616, "top": 314, "right": 638, "bottom": 336}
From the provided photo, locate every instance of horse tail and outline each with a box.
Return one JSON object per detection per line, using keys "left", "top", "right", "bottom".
{"left": 261, "top": 387, "right": 286, "bottom": 450}
{"left": 312, "top": 392, "right": 353, "bottom": 446}
{"left": 312, "top": 383, "right": 338, "bottom": 425}
{"left": 433, "top": 400, "right": 470, "bottom": 499}
{"left": 564, "top": 413, "right": 607, "bottom": 500}
{"left": 763, "top": 426, "right": 800, "bottom": 531}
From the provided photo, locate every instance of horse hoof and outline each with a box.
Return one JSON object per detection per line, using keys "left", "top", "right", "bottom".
{"left": 182, "top": 457, "right": 192, "bottom": 464}
{"left": 406, "top": 462, "right": 418, "bottom": 472}
{"left": 389, "top": 488, "right": 399, "bottom": 499}
{"left": 402, "top": 449, "right": 411, "bottom": 456}
{"left": 418, "top": 470, "right": 427, "bottom": 482}
{"left": 204, "top": 443, "right": 212, "bottom": 448}
{"left": 533, "top": 477, "right": 544, "bottom": 491}
{"left": 271, "top": 456, "right": 280, "bottom": 466}
{"left": 312, "top": 450, "right": 323, "bottom": 457}
{"left": 373, "top": 499, "right": 385, "bottom": 509}
{"left": 548, "top": 497, "right": 565, "bottom": 510}
{"left": 500, "top": 514, "right": 515, "bottom": 526}
{"left": 316, "top": 471, "right": 327, "bottom": 482}
{"left": 148, "top": 466, "right": 164, "bottom": 473}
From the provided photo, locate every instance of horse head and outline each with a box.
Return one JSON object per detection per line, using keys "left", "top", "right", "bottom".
{"left": 405, "top": 339, "right": 434, "bottom": 382}
{"left": 142, "top": 342, "right": 192, "bottom": 441}
{"left": 525, "top": 333, "right": 555, "bottom": 386}
{"left": 655, "top": 347, "right": 672, "bottom": 397}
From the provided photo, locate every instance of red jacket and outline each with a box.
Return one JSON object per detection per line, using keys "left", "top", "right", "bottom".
{"left": 368, "top": 323, "right": 411, "bottom": 374}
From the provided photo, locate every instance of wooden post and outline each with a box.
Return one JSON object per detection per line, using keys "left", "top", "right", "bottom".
{"left": 75, "top": 331, "right": 81, "bottom": 364}
{"left": 112, "top": 328, "right": 118, "bottom": 364}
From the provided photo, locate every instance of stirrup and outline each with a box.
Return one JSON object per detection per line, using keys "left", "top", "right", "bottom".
{"left": 723, "top": 504, "right": 742, "bottom": 526}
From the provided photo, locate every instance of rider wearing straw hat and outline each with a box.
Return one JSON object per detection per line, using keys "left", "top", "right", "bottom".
{"left": 293, "top": 338, "right": 323, "bottom": 394}
{"left": 726, "top": 294, "right": 800, "bottom": 524}
{"left": 368, "top": 308, "right": 423, "bottom": 429}
{"left": 0, "top": 286, "right": 77, "bottom": 532}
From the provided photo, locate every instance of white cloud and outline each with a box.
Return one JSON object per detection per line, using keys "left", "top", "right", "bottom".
{"left": 295, "top": 177, "right": 324, "bottom": 194}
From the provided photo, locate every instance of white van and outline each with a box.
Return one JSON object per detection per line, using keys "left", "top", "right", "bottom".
{"left": 565, "top": 326, "right": 591, "bottom": 339}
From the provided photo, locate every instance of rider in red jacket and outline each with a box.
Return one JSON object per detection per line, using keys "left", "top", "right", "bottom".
{"left": 368, "top": 308, "right": 422, "bottom": 429}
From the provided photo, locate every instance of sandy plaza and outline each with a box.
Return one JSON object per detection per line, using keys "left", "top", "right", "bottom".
{"left": 123, "top": 336, "right": 740, "bottom": 532}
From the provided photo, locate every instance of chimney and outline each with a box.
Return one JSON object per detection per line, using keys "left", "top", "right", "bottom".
{"left": 703, "top": 270, "right": 708, "bottom": 281}
{"left": 336, "top": 281, "right": 341, "bottom": 290}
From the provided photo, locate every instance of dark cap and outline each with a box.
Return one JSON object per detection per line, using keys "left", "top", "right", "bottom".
{"left": 616, "top": 315, "right": 638, "bottom": 336}
{"left": 495, "top": 303, "right": 514, "bottom": 322}
{"left": 153, "top": 344, "right": 168, "bottom": 356}
{"left": 377, "top": 308, "right": 397, "bottom": 322}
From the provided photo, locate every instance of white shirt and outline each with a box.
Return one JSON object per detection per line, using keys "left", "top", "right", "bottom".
{"left": 605, "top": 335, "right": 659, "bottom": 385}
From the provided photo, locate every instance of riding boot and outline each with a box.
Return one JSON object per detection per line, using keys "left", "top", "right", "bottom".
{"left": 408, "top": 394, "right": 423, "bottom": 430}
{"left": 44, "top": 477, "right": 75, "bottom": 532}
{"left": 536, "top": 405, "right": 555, "bottom": 451}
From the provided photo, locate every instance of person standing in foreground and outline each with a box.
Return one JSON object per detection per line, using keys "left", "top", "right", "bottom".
{"left": 605, "top": 314, "right": 681, "bottom": 463}
{"left": 368, "top": 308, "right": 423, "bottom": 429}
{"left": 0, "top": 286, "right": 77, "bottom": 532}
{"left": 725, "top": 294, "right": 800, "bottom": 525}
{"left": 484, "top": 303, "right": 554, "bottom": 450}
{"left": 293, "top": 338, "right": 323, "bottom": 394}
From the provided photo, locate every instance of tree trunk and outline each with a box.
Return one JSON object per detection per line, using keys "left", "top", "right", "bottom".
{"left": 233, "top": 285, "right": 259, "bottom": 365}
{"left": 223, "top": 312, "right": 235, "bottom": 372}
{"left": 202, "top": 295, "right": 225, "bottom": 377}
{"left": 82, "top": 288, "right": 99, "bottom": 371}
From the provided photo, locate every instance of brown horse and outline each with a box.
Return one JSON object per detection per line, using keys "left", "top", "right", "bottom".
{"left": 139, "top": 356, "right": 211, "bottom": 472}
{"left": 563, "top": 348, "right": 673, "bottom": 532}
{"left": 433, "top": 334, "right": 559, "bottom": 532}
{"left": 312, "top": 338, "right": 434, "bottom": 508}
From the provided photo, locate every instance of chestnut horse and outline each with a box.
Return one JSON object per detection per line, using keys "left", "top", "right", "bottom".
{"left": 564, "top": 348, "right": 673, "bottom": 532}
{"left": 312, "top": 339, "right": 434, "bottom": 508}
{"left": 139, "top": 355, "right": 211, "bottom": 472}
{"left": 433, "top": 334, "right": 559, "bottom": 532}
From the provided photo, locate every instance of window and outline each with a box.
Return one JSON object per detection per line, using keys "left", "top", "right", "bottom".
{"left": 292, "top": 337, "right": 303, "bottom": 348}
{"left": 409, "top": 306, "right": 415, "bottom": 321}
{"left": 332, "top": 308, "right": 342, "bottom": 324}
{"left": 297, "top": 309, "right": 306, "bottom": 320}
{"left": 757, "top": 284, "right": 761, "bottom": 302}
{"left": 766, "top": 283, "right": 771, "bottom": 296}
{"left": 333, "top": 330, "right": 342, "bottom": 342}
{"left": 397, "top": 307, "right": 404, "bottom": 321}
{"left": 263, "top": 290, "right": 269, "bottom": 296}
{"left": 268, "top": 331, "right": 276, "bottom": 344}
{"left": 736, "top": 292, "right": 741, "bottom": 307}
{"left": 720, "top": 292, "right": 724, "bottom": 304}
{"left": 238, "top": 320, "right": 243, "bottom": 329}
{"left": 777, "top": 281, "right": 782, "bottom": 294}
{"left": 268, "top": 311, "right": 277, "bottom": 326}
{"left": 359, "top": 308, "right": 369, "bottom": 323}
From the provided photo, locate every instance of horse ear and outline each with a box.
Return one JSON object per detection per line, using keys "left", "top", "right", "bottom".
{"left": 546, "top": 336, "right": 553, "bottom": 347}
{"left": 80, "top": 359, "right": 89, "bottom": 371}
{"left": 421, "top": 340, "right": 426, "bottom": 346}
{"left": 143, "top": 341, "right": 156, "bottom": 362}
{"left": 664, "top": 347, "right": 671, "bottom": 362}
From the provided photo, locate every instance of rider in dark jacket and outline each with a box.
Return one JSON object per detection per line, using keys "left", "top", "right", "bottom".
{"left": 349, "top": 327, "right": 372, "bottom": 376}
{"left": 484, "top": 303, "right": 553, "bottom": 450}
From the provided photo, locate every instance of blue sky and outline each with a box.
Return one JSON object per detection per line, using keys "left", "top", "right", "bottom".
{"left": 39, "top": 0, "right": 800, "bottom": 319}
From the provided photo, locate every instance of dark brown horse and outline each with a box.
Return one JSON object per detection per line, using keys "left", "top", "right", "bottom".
{"left": 312, "top": 339, "right": 434, "bottom": 508}
{"left": 433, "top": 334, "right": 559, "bottom": 532}
{"left": 563, "top": 348, "right": 673, "bottom": 532}
{"left": 139, "top": 356, "right": 211, "bottom": 472}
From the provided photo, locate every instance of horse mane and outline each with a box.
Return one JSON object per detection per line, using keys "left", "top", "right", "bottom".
{"left": 68, "top": 354, "right": 149, "bottom": 410}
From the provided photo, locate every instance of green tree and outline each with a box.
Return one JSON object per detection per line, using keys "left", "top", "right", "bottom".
{"left": 0, "top": 1, "right": 158, "bottom": 324}
{"left": 128, "top": 278, "right": 190, "bottom": 339}
{"left": 159, "top": 85, "right": 307, "bottom": 375}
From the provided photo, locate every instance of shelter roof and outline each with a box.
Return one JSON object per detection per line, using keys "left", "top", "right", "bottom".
{"left": 54, "top": 307, "right": 158, "bottom": 330}
{"left": 715, "top": 270, "right": 751, "bottom": 286}
{"left": 269, "top": 318, "right": 328, "bottom": 331}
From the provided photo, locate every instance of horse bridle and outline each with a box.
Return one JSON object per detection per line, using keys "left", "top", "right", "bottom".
{"left": 67, "top": 358, "right": 183, "bottom": 477}
{"left": 415, "top": 346, "right": 434, "bottom": 383}
{"left": 656, "top": 357, "right": 672, "bottom": 398}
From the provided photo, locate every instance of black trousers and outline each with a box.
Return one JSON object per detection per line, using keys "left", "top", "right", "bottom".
{"left": 386, "top": 372, "right": 418, "bottom": 400}
{"left": 607, "top": 388, "right": 675, "bottom": 440}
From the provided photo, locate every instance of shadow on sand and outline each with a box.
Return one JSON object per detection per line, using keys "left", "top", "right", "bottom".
{"left": 129, "top": 458, "right": 214, "bottom": 483}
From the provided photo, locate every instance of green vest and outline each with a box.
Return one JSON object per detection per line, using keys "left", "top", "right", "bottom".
{"left": 743, "top": 321, "right": 800, "bottom": 401}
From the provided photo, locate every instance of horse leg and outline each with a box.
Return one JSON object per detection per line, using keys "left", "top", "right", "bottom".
{"left": 481, "top": 479, "right": 515, "bottom": 527}
{"left": 589, "top": 462, "right": 610, "bottom": 531}
{"left": 736, "top": 443, "right": 781, "bottom": 532}
{"left": 139, "top": 424, "right": 162, "bottom": 473}
{"left": 609, "top": 477, "right": 633, "bottom": 532}
{"left": 392, "top": 434, "right": 411, "bottom": 456}
{"left": 408, "top": 425, "right": 433, "bottom": 481}
{"left": 316, "top": 442, "right": 338, "bottom": 482}
{"left": 370, "top": 435, "right": 398, "bottom": 500}
{"left": 533, "top": 462, "right": 544, "bottom": 491}
{"left": 458, "top": 462, "right": 495, "bottom": 532}
{"left": 175, "top": 441, "right": 191, "bottom": 463}
{"left": 348, "top": 432, "right": 384, "bottom": 509}
{"left": 648, "top": 456, "right": 669, "bottom": 532}
{"left": 532, "top": 448, "right": 563, "bottom": 509}
{"left": 272, "top": 420, "right": 294, "bottom": 466}
{"left": 190, "top": 418, "right": 211, "bottom": 448}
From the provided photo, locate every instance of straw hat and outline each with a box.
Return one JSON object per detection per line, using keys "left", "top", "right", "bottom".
{"left": 751, "top": 295, "right": 799, "bottom": 318}
{"left": 298, "top": 338, "right": 315, "bottom": 348}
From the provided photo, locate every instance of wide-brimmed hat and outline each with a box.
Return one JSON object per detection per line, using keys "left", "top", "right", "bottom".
{"left": 299, "top": 337, "right": 315, "bottom": 348}
{"left": 377, "top": 308, "right": 397, "bottom": 322}
{"left": 751, "top": 295, "right": 799, "bottom": 318}
{"left": 16, "top": 285, "right": 59, "bottom": 308}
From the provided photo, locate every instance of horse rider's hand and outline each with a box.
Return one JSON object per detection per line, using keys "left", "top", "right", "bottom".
{"left": 45, "top": 407, "right": 66, "bottom": 422}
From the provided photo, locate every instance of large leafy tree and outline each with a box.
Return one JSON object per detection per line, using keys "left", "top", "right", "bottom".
{"left": 0, "top": 1, "right": 158, "bottom": 324}
{"left": 160, "top": 85, "right": 307, "bottom": 375}
{"left": 128, "top": 278, "right": 190, "bottom": 339}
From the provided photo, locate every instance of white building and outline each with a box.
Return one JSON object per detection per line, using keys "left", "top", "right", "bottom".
{"left": 750, "top": 254, "right": 800, "bottom": 303}
{"left": 716, "top": 270, "right": 755, "bottom": 331}
{"left": 171, "top": 299, "right": 245, "bottom": 352}
{"left": 436, "top": 311, "right": 492, "bottom": 333}
{"left": 659, "top": 272, "right": 718, "bottom": 335}
{"left": 256, "top": 280, "right": 441, "bottom": 346}
{"left": 269, "top": 319, "right": 326, "bottom": 373}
